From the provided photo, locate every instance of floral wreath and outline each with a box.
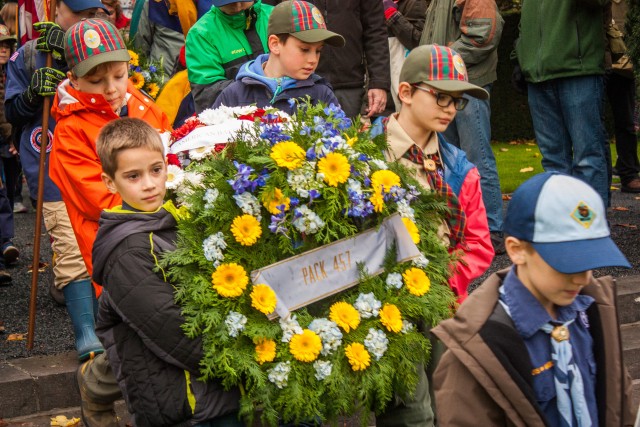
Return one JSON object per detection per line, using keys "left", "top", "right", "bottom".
{"left": 162, "top": 100, "right": 455, "bottom": 425}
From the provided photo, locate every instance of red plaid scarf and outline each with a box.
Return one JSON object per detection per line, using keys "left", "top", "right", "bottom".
{"left": 403, "top": 144, "right": 466, "bottom": 248}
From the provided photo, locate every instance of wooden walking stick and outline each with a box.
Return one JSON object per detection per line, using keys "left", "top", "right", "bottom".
{"left": 27, "top": 0, "right": 57, "bottom": 350}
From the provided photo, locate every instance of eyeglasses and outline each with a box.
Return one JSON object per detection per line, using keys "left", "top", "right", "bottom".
{"left": 412, "top": 85, "right": 468, "bottom": 111}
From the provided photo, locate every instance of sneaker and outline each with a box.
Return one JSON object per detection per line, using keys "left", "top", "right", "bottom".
{"left": 2, "top": 243, "right": 19, "bottom": 265}
{"left": 0, "top": 268, "right": 11, "bottom": 285}
{"left": 490, "top": 232, "right": 506, "bottom": 255}
{"left": 76, "top": 358, "right": 120, "bottom": 427}
{"left": 621, "top": 177, "right": 640, "bottom": 193}
{"left": 12, "top": 202, "right": 28, "bottom": 213}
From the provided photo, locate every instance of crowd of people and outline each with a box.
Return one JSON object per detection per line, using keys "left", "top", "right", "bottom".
{"left": 0, "top": 0, "right": 638, "bottom": 425}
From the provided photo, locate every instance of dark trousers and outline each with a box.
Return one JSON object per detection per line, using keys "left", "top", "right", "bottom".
{"left": 1, "top": 156, "right": 21, "bottom": 207}
{"left": 334, "top": 87, "right": 366, "bottom": 120}
{"left": 606, "top": 72, "right": 639, "bottom": 184}
{"left": 0, "top": 161, "right": 14, "bottom": 244}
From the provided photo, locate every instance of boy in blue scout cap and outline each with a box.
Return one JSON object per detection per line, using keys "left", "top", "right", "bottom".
{"left": 431, "top": 172, "right": 636, "bottom": 425}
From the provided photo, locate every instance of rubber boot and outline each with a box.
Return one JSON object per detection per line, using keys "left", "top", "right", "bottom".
{"left": 76, "top": 353, "right": 121, "bottom": 427}
{"left": 63, "top": 279, "right": 104, "bottom": 361}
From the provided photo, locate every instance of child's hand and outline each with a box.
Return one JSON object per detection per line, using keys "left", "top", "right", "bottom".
{"left": 34, "top": 22, "right": 65, "bottom": 61}
{"left": 25, "top": 67, "right": 66, "bottom": 104}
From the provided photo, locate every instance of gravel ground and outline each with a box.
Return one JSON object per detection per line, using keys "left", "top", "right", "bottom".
{"left": 0, "top": 185, "right": 638, "bottom": 361}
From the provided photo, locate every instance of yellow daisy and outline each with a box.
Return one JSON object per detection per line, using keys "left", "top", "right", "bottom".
{"left": 329, "top": 301, "right": 360, "bottom": 333}
{"left": 128, "top": 50, "right": 139, "bottom": 67}
{"left": 371, "top": 170, "right": 401, "bottom": 193}
{"left": 230, "top": 215, "right": 262, "bottom": 246}
{"left": 379, "top": 304, "right": 403, "bottom": 333}
{"left": 250, "top": 284, "right": 277, "bottom": 315}
{"left": 401, "top": 217, "right": 420, "bottom": 244}
{"left": 255, "top": 338, "right": 276, "bottom": 364}
{"left": 129, "top": 71, "right": 144, "bottom": 89}
{"left": 289, "top": 329, "right": 322, "bottom": 362}
{"left": 318, "top": 152, "right": 351, "bottom": 187}
{"left": 370, "top": 192, "right": 385, "bottom": 213}
{"left": 270, "top": 141, "right": 306, "bottom": 170}
{"left": 211, "top": 263, "right": 248, "bottom": 298}
{"left": 403, "top": 268, "right": 431, "bottom": 296}
{"left": 146, "top": 82, "right": 160, "bottom": 99}
{"left": 345, "top": 342, "right": 370, "bottom": 371}
{"left": 262, "top": 188, "right": 290, "bottom": 215}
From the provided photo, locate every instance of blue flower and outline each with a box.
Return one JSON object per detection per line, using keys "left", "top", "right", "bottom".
{"left": 308, "top": 189, "right": 320, "bottom": 202}
{"left": 306, "top": 146, "right": 316, "bottom": 160}
{"left": 260, "top": 123, "right": 291, "bottom": 145}
{"left": 289, "top": 197, "right": 300, "bottom": 207}
{"left": 288, "top": 98, "right": 296, "bottom": 110}
{"left": 149, "top": 65, "right": 157, "bottom": 73}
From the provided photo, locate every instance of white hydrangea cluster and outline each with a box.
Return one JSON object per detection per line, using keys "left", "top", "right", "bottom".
{"left": 370, "top": 159, "right": 388, "bottom": 170}
{"left": 412, "top": 255, "right": 430, "bottom": 269}
{"left": 347, "top": 178, "right": 362, "bottom": 193}
{"left": 354, "top": 292, "right": 381, "bottom": 319}
{"left": 364, "top": 328, "right": 389, "bottom": 361}
{"left": 203, "top": 188, "right": 219, "bottom": 210}
{"left": 396, "top": 199, "right": 416, "bottom": 222}
{"left": 313, "top": 360, "right": 333, "bottom": 381}
{"left": 268, "top": 361, "right": 291, "bottom": 389}
{"left": 385, "top": 273, "right": 403, "bottom": 289}
{"left": 202, "top": 232, "right": 226, "bottom": 267}
{"left": 233, "top": 192, "right": 262, "bottom": 221}
{"left": 292, "top": 205, "right": 325, "bottom": 234}
{"left": 225, "top": 311, "right": 247, "bottom": 337}
{"left": 287, "top": 163, "right": 323, "bottom": 198}
{"left": 308, "top": 318, "right": 343, "bottom": 356}
{"left": 279, "top": 315, "right": 303, "bottom": 343}
{"left": 401, "top": 320, "right": 415, "bottom": 334}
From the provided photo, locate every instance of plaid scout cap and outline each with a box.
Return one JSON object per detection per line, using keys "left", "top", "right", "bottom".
{"left": 268, "top": 0, "right": 345, "bottom": 47}
{"left": 0, "top": 25, "right": 16, "bottom": 43}
{"left": 400, "top": 44, "right": 489, "bottom": 99}
{"left": 65, "top": 18, "right": 130, "bottom": 77}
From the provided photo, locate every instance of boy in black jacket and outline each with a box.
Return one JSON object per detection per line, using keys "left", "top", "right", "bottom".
{"left": 91, "top": 118, "right": 241, "bottom": 427}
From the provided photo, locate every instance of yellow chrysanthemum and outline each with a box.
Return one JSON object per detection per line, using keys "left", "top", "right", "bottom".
{"left": 371, "top": 170, "right": 401, "bottom": 193}
{"left": 379, "top": 304, "right": 403, "bottom": 333}
{"left": 128, "top": 50, "right": 139, "bottom": 67}
{"left": 401, "top": 217, "right": 420, "bottom": 244}
{"left": 318, "top": 152, "right": 351, "bottom": 187}
{"left": 211, "top": 263, "right": 248, "bottom": 298}
{"left": 146, "top": 82, "right": 160, "bottom": 99}
{"left": 345, "top": 342, "right": 370, "bottom": 371}
{"left": 255, "top": 338, "right": 276, "bottom": 364}
{"left": 403, "top": 267, "right": 431, "bottom": 296}
{"left": 289, "top": 329, "right": 322, "bottom": 362}
{"left": 250, "top": 284, "right": 277, "bottom": 315}
{"left": 329, "top": 301, "right": 360, "bottom": 333}
{"left": 262, "top": 188, "right": 290, "bottom": 215}
{"left": 270, "top": 141, "right": 306, "bottom": 170}
{"left": 344, "top": 134, "right": 358, "bottom": 146}
{"left": 129, "top": 71, "right": 144, "bottom": 89}
{"left": 231, "top": 215, "right": 262, "bottom": 246}
{"left": 370, "top": 192, "right": 385, "bottom": 213}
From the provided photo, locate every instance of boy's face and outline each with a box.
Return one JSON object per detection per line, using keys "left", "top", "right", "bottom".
{"left": 268, "top": 35, "right": 323, "bottom": 80}
{"left": 69, "top": 62, "right": 129, "bottom": 113}
{"left": 102, "top": 147, "right": 167, "bottom": 212}
{"left": 506, "top": 237, "right": 592, "bottom": 317}
{"left": 0, "top": 41, "right": 13, "bottom": 65}
{"left": 397, "top": 82, "right": 460, "bottom": 134}
{"left": 218, "top": 1, "right": 254, "bottom": 15}
{"left": 56, "top": 2, "right": 99, "bottom": 31}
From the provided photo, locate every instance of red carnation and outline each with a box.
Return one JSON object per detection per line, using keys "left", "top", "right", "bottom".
{"left": 166, "top": 153, "right": 181, "bottom": 167}
{"left": 170, "top": 117, "right": 203, "bottom": 141}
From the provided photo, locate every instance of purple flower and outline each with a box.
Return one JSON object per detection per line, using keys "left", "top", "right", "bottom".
{"left": 149, "top": 65, "right": 157, "bottom": 73}
{"left": 260, "top": 123, "right": 291, "bottom": 145}
{"left": 306, "top": 146, "right": 317, "bottom": 160}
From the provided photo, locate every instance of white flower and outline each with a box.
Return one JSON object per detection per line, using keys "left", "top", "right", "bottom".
{"left": 189, "top": 146, "right": 213, "bottom": 161}
{"left": 346, "top": 178, "right": 362, "bottom": 193}
{"left": 203, "top": 232, "right": 226, "bottom": 266}
{"left": 385, "top": 273, "right": 403, "bottom": 289}
{"left": 268, "top": 361, "right": 291, "bottom": 389}
{"left": 308, "top": 318, "right": 343, "bottom": 356}
{"left": 364, "top": 328, "right": 389, "bottom": 361}
{"left": 203, "top": 188, "right": 220, "bottom": 209}
{"left": 401, "top": 320, "right": 415, "bottom": 334}
{"left": 354, "top": 293, "right": 381, "bottom": 319}
{"left": 397, "top": 199, "right": 416, "bottom": 222}
{"left": 412, "top": 255, "right": 430, "bottom": 269}
{"left": 225, "top": 311, "right": 247, "bottom": 337}
{"left": 370, "top": 159, "right": 388, "bottom": 170}
{"left": 166, "top": 165, "right": 184, "bottom": 190}
{"left": 279, "top": 315, "right": 303, "bottom": 343}
{"left": 292, "top": 205, "right": 325, "bottom": 234}
{"left": 233, "top": 192, "right": 262, "bottom": 221}
{"left": 313, "top": 360, "right": 332, "bottom": 381}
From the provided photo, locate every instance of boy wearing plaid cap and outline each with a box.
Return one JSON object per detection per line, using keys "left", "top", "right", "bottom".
{"left": 212, "top": 0, "right": 344, "bottom": 114}
{"left": 47, "top": 19, "right": 170, "bottom": 426}
{"left": 431, "top": 172, "right": 635, "bottom": 425}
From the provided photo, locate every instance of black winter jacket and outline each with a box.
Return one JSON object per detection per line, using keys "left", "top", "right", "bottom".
{"left": 386, "top": 0, "right": 428, "bottom": 50}
{"left": 93, "top": 203, "right": 240, "bottom": 427}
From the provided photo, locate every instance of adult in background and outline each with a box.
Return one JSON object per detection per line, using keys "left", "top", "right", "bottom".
{"left": 97, "top": 0, "right": 131, "bottom": 30}
{"left": 308, "top": 0, "right": 390, "bottom": 120}
{"left": 419, "top": 0, "right": 505, "bottom": 254}
{"left": 186, "top": 0, "right": 273, "bottom": 113}
{"left": 516, "top": 0, "right": 610, "bottom": 206}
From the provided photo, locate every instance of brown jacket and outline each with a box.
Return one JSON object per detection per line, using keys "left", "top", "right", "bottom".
{"left": 432, "top": 269, "right": 636, "bottom": 426}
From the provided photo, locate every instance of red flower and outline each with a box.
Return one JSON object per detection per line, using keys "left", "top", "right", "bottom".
{"left": 237, "top": 108, "right": 266, "bottom": 122}
{"left": 214, "top": 144, "right": 226, "bottom": 152}
{"left": 171, "top": 117, "right": 203, "bottom": 141}
{"left": 166, "top": 153, "right": 181, "bottom": 167}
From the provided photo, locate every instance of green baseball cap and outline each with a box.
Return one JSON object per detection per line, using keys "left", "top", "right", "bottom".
{"left": 399, "top": 44, "right": 489, "bottom": 99}
{"left": 268, "top": 0, "right": 345, "bottom": 47}
{"left": 0, "top": 25, "right": 16, "bottom": 43}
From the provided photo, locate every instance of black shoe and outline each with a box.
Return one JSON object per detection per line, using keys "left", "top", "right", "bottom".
{"left": 621, "top": 177, "right": 640, "bottom": 193}
{"left": 490, "top": 232, "right": 506, "bottom": 255}
{"left": 0, "top": 268, "right": 12, "bottom": 286}
{"left": 2, "top": 242, "right": 19, "bottom": 265}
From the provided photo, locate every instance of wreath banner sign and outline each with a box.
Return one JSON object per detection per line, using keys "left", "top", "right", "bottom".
{"left": 169, "top": 121, "right": 251, "bottom": 153}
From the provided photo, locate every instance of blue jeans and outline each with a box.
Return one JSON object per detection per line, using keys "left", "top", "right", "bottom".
{"left": 442, "top": 84, "right": 503, "bottom": 233}
{"left": 527, "top": 75, "right": 609, "bottom": 206}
